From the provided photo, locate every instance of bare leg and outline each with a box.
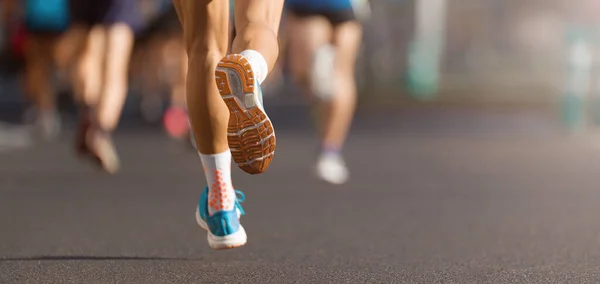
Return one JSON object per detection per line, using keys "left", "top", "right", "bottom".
{"left": 286, "top": 15, "right": 332, "bottom": 99}
{"left": 286, "top": 15, "right": 362, "bottom": 185}
{"left": 72, "top": 23, "right": 132, "bottom": 174}
{"left": 53, "top": 26, "right": 86, "bottom": 80}
{"left": 175, "top": 0, "right": 255, "bottom": 250}
{"left": 96, "top": 23, "right": 134, "bottom": 131}
{"left": 322, "top": 21, "right": 362, "bottom": 151}
{"left": 23, "top": 34, "right": 61, "bottom": 140}
{"left": 165, "top": 36, "right": 187, "bottom": 108}
{"left": 174, "top": 0, "right": 230, "bottom": 154}
{"left": 232, "top": 0, "right": 284, "bottom": 74}
{"left": 75, "top": 25, "right": 106, "bottom": 107}
{"left": 211, "top": 0, "right": 283, "bottom": 174}
{"left": 162, "top": 35, "right": 190, "bottom": 139}
{"left": 23, "top": 34, "right": 55, "bottom": 113}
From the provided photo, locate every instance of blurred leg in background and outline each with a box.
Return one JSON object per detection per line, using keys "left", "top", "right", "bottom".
{"left": 69, "top": 0, "right": 140, "bottom": 174}
{"left": 132, "top": 2, "right": 190, "bottom": 142}
{"left": 131, "top": 34, "right": 163, "bottom": 125}
{"left": 22, "top": 33, "right": 61, "bottom": 141}
{"left": 156, "top": 5, "right": 189, "bottom": 141}
{"left": 22, "top": 0, "right": 72, "bottom": 141}
{"left": 286, "top": 0, "right": 363, "bottom": 185}
{"left": 161, "top": 38, "right": 190, "bottom": 140}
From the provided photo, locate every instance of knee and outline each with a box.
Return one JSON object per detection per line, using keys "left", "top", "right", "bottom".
{"left": 237, "top": 19, "right": 276, "bottom": 34}
{"left": 332, "top": 70, "right": 357, "bottom": 99}
{"left": 334, "top": 59, "right": 356, "bottom": 82}
{"left": 235, "top": 21, "right": 278, "bottom": 46}
{"left": 286, "top": 58, "right": 307, "bottom": 87}
{"left": 186, "top": 38, "right": 227, "bottom": 71}
{"left": 288, "top": 54, "right": 311, "bottom": 88}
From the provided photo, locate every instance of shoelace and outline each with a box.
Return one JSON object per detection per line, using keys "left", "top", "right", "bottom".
{"left": 234, "top": 190, "right": 246, "bottom": 216}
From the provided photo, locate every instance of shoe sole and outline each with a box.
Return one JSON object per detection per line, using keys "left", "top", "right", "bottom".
{"left": 215, "top": 54, "right": 275, "bottom": 175}
{"left": 195, "top": 209, "right": 247, "bottom": 250}
{"left": 94, "top": 137, "right": 120, "bottom": 174}
{"left": 74, "top": 115, "right": 119, "bottom": 174}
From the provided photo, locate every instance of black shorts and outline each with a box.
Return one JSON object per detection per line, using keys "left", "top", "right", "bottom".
{"left": 69, "top": 0, "right": 141, "bottom": 32}
{"left": 286, "top": 6, "right": 356, "bottom": 26}
{"left": 137, "top": 6, "right": 181, "bottom": 42}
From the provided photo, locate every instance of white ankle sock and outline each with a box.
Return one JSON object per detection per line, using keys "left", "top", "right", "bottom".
{"left": 240, "top": 50, "right": 268, "bottom": 84}
{"left": 199, "top": 150, "right": 236, "bottom": 215}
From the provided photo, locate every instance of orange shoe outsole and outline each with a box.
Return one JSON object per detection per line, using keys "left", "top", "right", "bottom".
{"left": 215, "top": 54, "right": 276, "bottom": 174}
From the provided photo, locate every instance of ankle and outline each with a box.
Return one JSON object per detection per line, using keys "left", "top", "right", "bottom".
{"left": 320, "top": 145, "right": 342, "bottom": 157}
{"left": 240, "top": 50, "right": 268, "bottom": 84}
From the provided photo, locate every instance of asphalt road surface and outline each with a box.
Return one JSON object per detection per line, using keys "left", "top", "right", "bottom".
{"left": 2, "top": 106, "right": 600, "bottom": 283}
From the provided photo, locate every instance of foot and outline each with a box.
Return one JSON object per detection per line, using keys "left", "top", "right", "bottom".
{"left": 75, "top": 109, "right": 120, "bottom": 174}
{"left": 215, "top": 54, "right": 276, "bottom": 174}
{"left": 316, "top": 153, "right": 349, "bottom": 185}
{"left": 24, "top": 108, "right": 61, "bottom": 142}
{"left": 75, "top": 108, "right": 93, "bottom": 156}
{"left": 89, "top": 130, "right": 120, "bottom": 174}
{"left": 195, "top": 187, "right": 247, "bottom": 250}
{"left": 36, "top": 110, "right": 61, "bottom": 141}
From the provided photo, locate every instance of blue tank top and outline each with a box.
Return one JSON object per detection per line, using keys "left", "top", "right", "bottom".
{"left": 285, "top": 0, "right": 353, "bottom": 12}
{"left": 25, "top": 0, "right": 70, "bottom": 32}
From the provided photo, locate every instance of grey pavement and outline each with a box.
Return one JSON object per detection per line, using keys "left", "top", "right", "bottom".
{"left": 2, "top": 107, "right": 600, "bottom": 283}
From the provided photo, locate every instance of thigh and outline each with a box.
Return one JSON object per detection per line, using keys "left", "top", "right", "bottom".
{"left": 103, "top": 24, "right": 135, "bottom": 79}
{"left": 23, "top": 35, "right": 48, "bottom": 86}
{"left": 173, "top": 0, "right": 230, "bottom": 55}
{"left": 285, "top": 15, "right": 331, "bottom": 82}
{"left": 23, "top": 34, "right": 57, "bottom": 101}
{"left": 234, "top": 0, "right": 284, "bottom": 36}
{"left": 53, "top": 26, "right": 87, "bottom": 71}
{"left": 332, "top": 20, "right": 362, "bottom": 74}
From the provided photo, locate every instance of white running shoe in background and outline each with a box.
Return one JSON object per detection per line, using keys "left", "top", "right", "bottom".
{"left": 315, "top": 153, "right": 349, "bottom": 185}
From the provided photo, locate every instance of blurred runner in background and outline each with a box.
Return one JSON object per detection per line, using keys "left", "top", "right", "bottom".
{"left": 3, "top": 0, "right": 73, "bottom": 141}
{"left": 68, "top": 0, "right": 141, "bottom": 174}
{"left": 134, "top": 2, "right": 189, "bottom": 140}
{"left": 285, "top": 0, "right": 367, "bottom": 185}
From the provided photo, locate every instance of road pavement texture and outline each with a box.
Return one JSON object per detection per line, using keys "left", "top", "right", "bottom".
{"left": 2, "top": 106, "right": 600, "bottom": 283}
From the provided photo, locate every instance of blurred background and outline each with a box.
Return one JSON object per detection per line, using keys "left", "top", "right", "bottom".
{"left": 1, "top": 0, "right": 599, "bottom": 124}
{"left": 1, "top": 0, "right": 599, "bottom": 130}
{"left": 4, "top": 0, "right": 600, "bottom": 282}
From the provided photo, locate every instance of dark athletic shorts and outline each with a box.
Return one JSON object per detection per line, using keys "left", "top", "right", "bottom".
{"left": 69, "top": 0, "right": 142, "bottom": 32}
{"left": 137, "top": 6, "right": 181, "bottom": 42}
{"left": 286, "top": 6, "right": 356, "bottom": 26}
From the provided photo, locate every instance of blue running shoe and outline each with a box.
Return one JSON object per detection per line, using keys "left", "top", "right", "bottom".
{"left": 195, "top": 187, "right": 247, "bottom": 249}
{"left": 215, "top": 54, "right": 276, "bottom": 175}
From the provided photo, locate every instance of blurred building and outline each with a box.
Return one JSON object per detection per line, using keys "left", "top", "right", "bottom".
{"left": 357, "top": 0, "right": 600, "bottom": 107}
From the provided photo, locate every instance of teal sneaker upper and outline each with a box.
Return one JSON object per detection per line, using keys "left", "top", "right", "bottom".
{"left": 199, "top": 187, "right": 246, "bottom": 237}
{"left": 256, "top": 81, "right": 264, "bottom": 110}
